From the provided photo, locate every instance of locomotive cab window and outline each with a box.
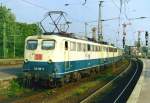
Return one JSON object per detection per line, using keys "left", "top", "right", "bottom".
{"left": 26, "top": 40, "right": 38, "bottom": 50}
{"left": 42, "top": 40, "right": 55, "bottom": 50}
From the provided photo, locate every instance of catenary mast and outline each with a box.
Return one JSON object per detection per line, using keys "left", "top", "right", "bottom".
{"left": 98, "top": 1, "right": 104, "bottom": 42}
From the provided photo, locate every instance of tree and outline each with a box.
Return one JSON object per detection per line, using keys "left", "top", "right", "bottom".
{"left": 0, "top": 5, "right": 42, "bottom": 58}
{"left": 0, "top": 5, "right": 16, "bottom": 58}
{"left": 14, "top": 22, "right": 42, "bottom": 57}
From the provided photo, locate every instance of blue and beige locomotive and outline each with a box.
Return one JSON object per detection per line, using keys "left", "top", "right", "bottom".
{"left": 23, "top": 33, "right": 123, "bottom": 84}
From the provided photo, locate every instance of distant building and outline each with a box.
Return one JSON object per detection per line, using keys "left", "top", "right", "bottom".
{"left": 124, "top": 45, "right": 141, "bottom": 56}
{"left": 141, "top": 46, "right": 148, "bottom": 57}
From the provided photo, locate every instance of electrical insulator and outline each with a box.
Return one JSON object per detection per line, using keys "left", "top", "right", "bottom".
{"left": 146, "top": 40, "right": 148, "bottom": 46}
{"left": 123, "top": 37, "right": 125, "bottom": 48}
{"left": 145, "top": 31, "right": 149, "bottom": 37}
{"left": 145, "top": 31, "right": 149, "bottom": 46}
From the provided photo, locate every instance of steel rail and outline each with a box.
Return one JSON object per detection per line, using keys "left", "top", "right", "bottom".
{"left": 113, "top": 61, "right": 139, "bottom": 103}
{"left": 80, "top": 61, "right": 132, "bottom": 103}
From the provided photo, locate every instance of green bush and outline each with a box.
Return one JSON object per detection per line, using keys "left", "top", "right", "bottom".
{"left": 7, "top": 80, "right": 24, "bottom": 97}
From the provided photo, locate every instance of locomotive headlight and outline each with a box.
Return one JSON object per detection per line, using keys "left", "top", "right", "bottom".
{"left": 24, "top": 59, "right": 28, "bottom": 63}
{"left": 48, "top": 59, "right": 52, "bottom": 63}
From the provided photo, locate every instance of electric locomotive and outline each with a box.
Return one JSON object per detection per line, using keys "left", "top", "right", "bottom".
{"left": 23, "top": 11, "right": 123, "bottom": 84}
{"left": 23, "top": 33, "right": 122, "bottom": 82}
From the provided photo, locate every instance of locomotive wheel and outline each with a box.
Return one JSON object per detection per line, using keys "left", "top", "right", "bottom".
{"left": 23, "top": 78, "right": 32, "bottom": 88}
{"left": 50, "top": 78, "right": 65, "bottom": 88}
{"left": 90, "top": 69, "right": 96, "bottom": 75}
{"left": 95, "top": 67, "right": 100, "bottom": 74}
{"left": 71, "top": 72, "right": 81, "bottom": 82}
{"left": 64, "top": 74, "right": 71, "bottom": 83}
{"left": 76, "top": 72, "right": 81, "bottom": 80}
{"left": 58, "top": 78, "right": 65, "bottom": 87}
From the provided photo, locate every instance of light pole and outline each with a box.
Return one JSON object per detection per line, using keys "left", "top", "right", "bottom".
{"left": 3, "top": 21, "right": 6, "bottom": 58}
{"left": 122, "top": 22, "right": 131, "bottom": 48}
{"left": 145, "top": 31, "right": 149, "bottom": 57}
{"left": 122, "top": 16, "right": 147, "bottom": 48}
{"left": 84, "top": 22, "right": 88, "bottom": 38}
{"left": 84, "top": 17, "right": 119, "bottom": 41}
{"left": 98, "top": 1, "right": 104, "bottom": 42}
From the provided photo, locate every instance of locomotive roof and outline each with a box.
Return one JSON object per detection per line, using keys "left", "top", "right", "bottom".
{"left": 26, "top": 33, "right": 116, "bottom": 48}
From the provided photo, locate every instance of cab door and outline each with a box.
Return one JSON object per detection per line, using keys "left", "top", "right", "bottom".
{"left": 64, "top": 40, "right": 70, "bottom": 71}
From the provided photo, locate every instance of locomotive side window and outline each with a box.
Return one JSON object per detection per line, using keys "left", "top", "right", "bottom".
{"left": 96, "top": 46, "right": 99, "bottom": 51}
{"left": 65, "top": 41, "right": 68, "bottom": 50}
{"left": 42, "top": 40, "right": 55, "bottom": 50}
{"left": 95, "top": 46, "right": 97, "bottom": 51}
{"left": 26, "top": 40, "right": 38, "bottom": 50}
{"left": 99, "top": 46, "right": 101, "bottom": 51}
{"left": 70, "top": 42, "right": 76, "bottom": 51}
{"left": 97, "top": 46, "right": 100, "bottom": 51}
{"left": 91, "top": 45, "right": 94, "bottom": 51}
{"left": 103, "top": 47, "right": 106, "bottom": 52}
{"left": 83, "top": 44, "right": 87, "bottom": 51}
{"left": 81, "top": 43, "right": 84, "bottom": 51}
{"left": 77, "top": 43, "right": 81, "bottom": 51}
{"left": 115, "top": 48, "right": 117, "bottom": 52}
{"left": 93, "top": 45, "right": 96, "bottom": 52}
{"left": 109, "top": 47, "right": 113, "bottom": 52}
{"left": 88, "top": 44, "right": 90, "bottom": 51}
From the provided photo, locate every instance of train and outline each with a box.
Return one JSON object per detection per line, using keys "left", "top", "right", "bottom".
{"left": 23, "top": 33, "right": 123, "bottom": 85}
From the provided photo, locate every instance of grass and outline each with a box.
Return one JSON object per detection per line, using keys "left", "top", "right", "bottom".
{"left": 44, "top": 89, "right": 53, "bottom": 95}
{"left": 0, "top": 79, "right": 32, "bottom": 98}
{"left": 72, "top": 81, "right": 99, "bottom": 96}
{"left": 72, "top": 60, "right": 129, "bottom": 97}
{"left": 7, "top": 80, "right": 24, "bottom": 97}
{"left": 72, "top": 73, "right": 115, "bottom": 96}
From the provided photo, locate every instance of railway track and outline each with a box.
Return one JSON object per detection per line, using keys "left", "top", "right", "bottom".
{"left": 0, "top": 60, "right": 129, "bottom": 103}
{"left": 80, "top": 58, "right": 143, "bottom": 103}
{"left": 113, "top": 59, "right": 141, "bottom": 103}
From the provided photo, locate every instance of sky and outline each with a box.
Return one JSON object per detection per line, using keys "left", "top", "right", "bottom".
{"left": 0, "top": 0, "right": 150, "bottom": 48}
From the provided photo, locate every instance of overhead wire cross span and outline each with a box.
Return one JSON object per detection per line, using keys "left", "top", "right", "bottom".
{"left": 20, "top": 0, "right": 49, "bottom": 11}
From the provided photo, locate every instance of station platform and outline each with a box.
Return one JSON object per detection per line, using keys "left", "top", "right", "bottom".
{"left": 127, "top": 59, "right": 150, "bottom": 103}
{"left": 0, "top": 65, "right": 22, "bottom": 81}
{"left": 0, "top": 65, "right": 22, "bottom": 89}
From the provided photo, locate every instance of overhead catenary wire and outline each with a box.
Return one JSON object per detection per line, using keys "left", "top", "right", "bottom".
{"left": 110, "top": 0, "right": 123, "bottom": 22}
{"left": 111, "top": 0, "right": 120, "bottom": 10}
{"left": 0, "top": 0, "right": 11, "bottom": 3}
{"left": 20, "top": 0, "right": 49, "bottom": 11}
{"left": 82, "top": 0, "right": 87, "bottom": 5}
{"left": 123, "top": 0, "right": 130, "bottom": 20}
{"left": 119, "top": 0, "right": 123, "bottom": 14}
{"left": 19, "top": 0, "right": 88, "bottom": 30}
